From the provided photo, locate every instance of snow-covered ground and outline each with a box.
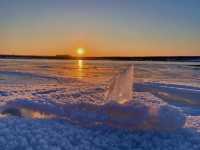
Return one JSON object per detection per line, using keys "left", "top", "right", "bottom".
{"left": 0, "top": 59, "right": 200, "bottom": 150}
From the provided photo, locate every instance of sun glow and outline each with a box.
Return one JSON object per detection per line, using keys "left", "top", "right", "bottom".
{"left": 77, "top": 48, "right": 85, "bottom": 56}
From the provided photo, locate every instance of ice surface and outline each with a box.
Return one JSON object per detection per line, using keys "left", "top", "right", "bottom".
{"left": 0, "top": 59, "right": 200, "bottom": 149}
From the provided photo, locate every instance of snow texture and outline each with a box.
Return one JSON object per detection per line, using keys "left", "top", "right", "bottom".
{"left": 0, "top": 59, "right": 200, "bottom": 149}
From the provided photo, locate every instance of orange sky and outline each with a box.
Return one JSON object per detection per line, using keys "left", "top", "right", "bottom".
{"left": 0, "top": 1, "right": 199, "bottom": 56}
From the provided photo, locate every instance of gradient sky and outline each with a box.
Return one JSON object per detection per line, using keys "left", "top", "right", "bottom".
{"left": 0, "top": 0, "right": 200, "bottom": 56}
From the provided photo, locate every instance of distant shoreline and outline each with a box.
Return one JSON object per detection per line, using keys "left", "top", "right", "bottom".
{"left": 0, "top": 55, "right": 200, "bottom": 62}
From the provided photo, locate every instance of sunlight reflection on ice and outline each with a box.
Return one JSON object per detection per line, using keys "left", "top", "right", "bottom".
{"left": 78, "top": 60, "right": 83, "bottom": 79}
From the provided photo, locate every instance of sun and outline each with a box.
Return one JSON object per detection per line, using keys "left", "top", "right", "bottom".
{"left": 77, "top": 48, "right": 85, "bottom": 56}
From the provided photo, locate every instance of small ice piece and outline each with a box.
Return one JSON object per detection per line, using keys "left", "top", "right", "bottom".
{"left": 105, "top": 65, "right": 134, "bottom": 104}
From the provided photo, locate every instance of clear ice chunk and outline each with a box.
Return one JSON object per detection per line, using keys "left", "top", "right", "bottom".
{"left": 105, "top": 65, "right": 134, "bottom": 104}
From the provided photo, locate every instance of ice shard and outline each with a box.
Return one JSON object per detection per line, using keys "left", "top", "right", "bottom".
{"left": 105, "top": 65, "right": 134, "bottom": 104}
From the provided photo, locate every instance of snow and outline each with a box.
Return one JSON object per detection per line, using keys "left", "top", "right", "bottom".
{"left": 0, "top": 116, "right": 199, "bottom": 150}
{"left": 0, "top": 59, "right": 200, "bottom": 149}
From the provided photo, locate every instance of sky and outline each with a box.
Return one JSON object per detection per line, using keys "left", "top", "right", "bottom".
{"left": 0, "top": 0, "right": 200, "bottom": 56}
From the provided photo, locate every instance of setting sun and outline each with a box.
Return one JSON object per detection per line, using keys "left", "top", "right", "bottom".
{"left": 77, "top": 48, "right": 85, "bottom": 56}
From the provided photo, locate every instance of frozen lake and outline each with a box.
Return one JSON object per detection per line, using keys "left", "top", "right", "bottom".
{"left": 0, "top": 59, "right": 200, "bottom": 150}
{"left": 0, "top": 59, "right": 199, "bottom": 107}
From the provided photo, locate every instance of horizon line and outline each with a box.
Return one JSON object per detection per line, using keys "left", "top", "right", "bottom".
{"left": 0, "top": 54, "right": 200, "bottom": 58}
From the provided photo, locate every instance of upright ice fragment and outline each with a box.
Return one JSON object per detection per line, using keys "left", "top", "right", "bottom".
{"left": 105, "top": 65, "right": 134, "bottom": 104}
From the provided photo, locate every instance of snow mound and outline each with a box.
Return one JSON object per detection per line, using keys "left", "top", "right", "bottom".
{"left": 1, "top": 92, "right": 185, "bottom": 131}
{"left": 64, "top": 93, "right": 186, "bottom": 130}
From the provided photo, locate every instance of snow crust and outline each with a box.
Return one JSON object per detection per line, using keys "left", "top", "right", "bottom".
{"left": 0, "top": 116, "right": 199, "bottom": 150}
{"left": 0, "top": 59, "right": 200, "bottom": 149}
